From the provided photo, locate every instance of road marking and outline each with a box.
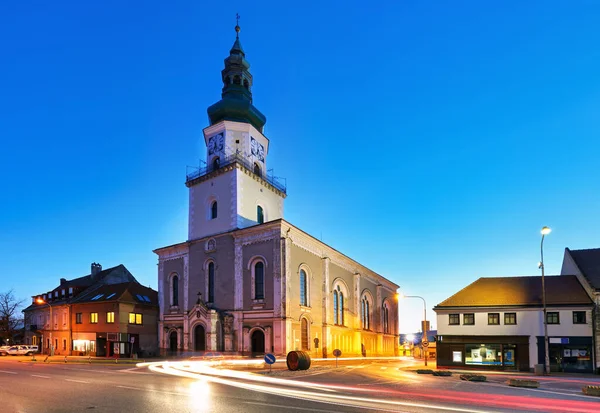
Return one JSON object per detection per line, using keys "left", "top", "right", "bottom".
{"left": 115, "top": 385, "right": 185, "bottom": 396}
{"left": 65, "top": 379, "right": 90, "bottom": 384}
{"left": 380, "top": 367, "right": 388, "bottom": 370}
{"left": 0, "top": 370, "right": 17, "bottom": 374}
{"left": 31, "top": 375, "right": 51, "bottom": 379}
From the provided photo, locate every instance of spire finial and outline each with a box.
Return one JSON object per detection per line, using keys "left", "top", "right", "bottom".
{"left": 235, "top": 13, "right": 240, "bottom": 38}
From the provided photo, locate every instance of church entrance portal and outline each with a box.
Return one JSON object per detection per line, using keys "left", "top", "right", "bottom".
{"left": 251, "top": 330, "right": 265, "bottom": 355}
{"left": 194, "top": 325, "right": 206, "bottom": 351}
{"left": 169, "top": 331, "right": 177, "bottom": 352}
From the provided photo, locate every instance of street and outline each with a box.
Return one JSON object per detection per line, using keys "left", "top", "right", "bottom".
{"left": 1, "top": 357, "right": 600, "bottom": 412}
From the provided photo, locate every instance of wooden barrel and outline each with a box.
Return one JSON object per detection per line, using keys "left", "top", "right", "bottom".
{"left": 286, "top": 350, "right": 311, "bottom": 371}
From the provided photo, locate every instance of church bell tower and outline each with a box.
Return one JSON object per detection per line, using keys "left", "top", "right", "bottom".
{"left": 185, "top": 21, "right": 286, "bottom": 241}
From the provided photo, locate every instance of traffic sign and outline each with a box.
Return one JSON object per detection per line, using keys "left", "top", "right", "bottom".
{"left": 333, "top": 349, "right": 341, "bottom": 357}
{"left": 264, "top": 353, "right": 276, "bottom": 364}
{"left": 130, "top": 337, "right": 135, "bottom": 344}
{"left": 422, "top": 340, "right": 429, "bottom": 348}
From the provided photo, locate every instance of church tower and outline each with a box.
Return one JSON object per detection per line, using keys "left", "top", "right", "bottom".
{"left": 186, "top": 22, "right": 286, "bottom": 241}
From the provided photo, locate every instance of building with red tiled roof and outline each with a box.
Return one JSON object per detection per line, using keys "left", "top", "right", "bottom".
{"left": 434, "top": 275, "right": 594, "bottom": 373}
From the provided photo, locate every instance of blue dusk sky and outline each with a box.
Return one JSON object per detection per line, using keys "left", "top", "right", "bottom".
{"left": 1, "top": 1, "right": 599, "bottom": 333}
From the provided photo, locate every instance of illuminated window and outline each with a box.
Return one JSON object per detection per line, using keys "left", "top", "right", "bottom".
{"left": 383, "top": 303, "right": 390, "bottom": 334}
{"left": 546, "top": 312, "right": 559, "bottom": 324}
{"left": 573, "top": 311, "right": 586, "bottom": 324}
{"left": 75, "top": 313, "right": 82, "bottom": 324}
{"left": 504, "top": 313, "right": 517, "bottom": 325}
{"left": 106, "top": 312, "right": 115, "bottom": 323}
{"left": 449, "top": 314, "right": 460, "bottom": 325}
{"left": 300, "top": 269, "right": 307, "bottom": 306}
{"left": 463, "top": 313, "right": 475, "bottom": 325}
{"left": 90, "top": 313, "right": 98, "bottom": 324}
{"left": 487, "top": 313, "right": 500, "bottom": 325}
{"left": 361, "top": 297, "right": 371, "bottom": 330}
{"left": 129, "top": 313, "right": 143, "bottom": 325}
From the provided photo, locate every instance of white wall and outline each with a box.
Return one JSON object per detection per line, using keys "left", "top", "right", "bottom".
{"left": 236, "top": 169, "right": 284, "bottom": 228}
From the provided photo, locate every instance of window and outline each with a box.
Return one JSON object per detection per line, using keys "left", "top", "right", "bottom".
{"left": 208, "top": 262, "right": 215, "bottom": 303}
{"left": 300, "top": 269, "right": 307, "bottom": 306}
{"left": 573, "top": 311, "right": 586, "bottom": 324}
{"left": 62, "top": 312, "right": 67, "bottom": 325}
{"left": 76, "top": 313, "right": 82, "bottom": 324}
{"left": 465, "top": 343, "right": 502, "bottom": 366}
{"left": 63, "top": 339, "right": 67, "bottom": 351}
{"left": 212, "top": 157, "right": 220, "bottom": 171}
{"left": 361, "top": 297, "right": 370, "bottom": 330}
{"left": 449, "top": 314, "right": 460, "bottom": 325}
{"left": 333, "top": 290, "right": 338, "bottom": 325}
{"left": 68, "top": 287, "right": 73, "bottom": 296}
{"left": 383, "top": 303, "right": 390, "bottom": 334}
{"left": 339, "top": 291, "right": 344, "bottom": 326}
{"left": 211, "top": 201, "right": 218, "bottom": 219}
{"left": 463, "top": 313, "right": 475, "bottom": 325}
{"left": 106, "top": 312, "right": 115, "bottom": 323}
{"left": 172, "top": 275, "right": 179, "bottom": 306}
{"left": 254, "top": 261, "right": 264, "bottom": 300}
{"left": 546, "top": 312, "right": 559, "bottom": 324}
{"left": 254, "top": 163, "right": 261, "bottom": 176}
{"left": 487, "top": 313, "right": 500, "bottom": 325}
{"left": 504, "top": 313, "right": 517, "bottom": 325}
{"left": 257, "top": 205, "right": 264, "bottom": 224}
{"left": 129, "top": 313, "right": 143, "bottom": 325}
{"left": 90, "top": 313, "right": 98, "bottom": 324}
{"left": 61, "top": 289, "right": 65, "bottom": 296}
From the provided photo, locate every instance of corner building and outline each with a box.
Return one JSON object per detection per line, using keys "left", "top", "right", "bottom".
{"left": 155, "top": 26, "right": 399, "bottom": 357}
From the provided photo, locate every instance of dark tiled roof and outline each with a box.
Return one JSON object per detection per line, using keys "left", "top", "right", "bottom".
{"left": 435, "top": 275, "right": 592, "bottom": 309}
{"left": 567, "top": 248, "right": 600, "bottom": 290}
{"left": 72, "top": 282, "right": 157, "bottom": 305}
{"left": 60, "top": 264, "right": 134, "bottom": 288}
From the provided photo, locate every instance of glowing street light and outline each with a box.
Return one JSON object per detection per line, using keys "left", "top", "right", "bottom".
{"left": 539, "top": 226, "right": 551, "bottom": 375}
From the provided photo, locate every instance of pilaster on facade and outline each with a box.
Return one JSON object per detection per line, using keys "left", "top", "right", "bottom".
{"left": 353, "top": 272, "right": 361, "bottom": 330}
{"left": 284, "top": 235, "right": 292, "bottom": 318}
{"left": 376, "top": 284, "right": 383, "bottom": 333}
{"left": 322, "top": 257, "right": 330, "bottom": 326}
{"left": 234, "top": 238, "right": 243, "bottom": 310}
{"left": 273, "top": 235, "right": 283, "bottom": 319}
{"left": 183, "top": 255, "right": 189, "bottom": 311}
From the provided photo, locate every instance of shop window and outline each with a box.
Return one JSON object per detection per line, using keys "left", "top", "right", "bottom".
{"left": 463, "top": 313, "right": 475, "bottom": 325}
{"left": 487, "top": 313, "right": 500, "bottom": 325}
{"left": 572, "top": 311, "right": 586, "bottom": 324}
{"left": 465, "top": 344, "right": 502, "bottom": 366}
{"left": 449, "top": 314, "right": 459, "bottom": 325}
{"left": 546, "top": 312, "right": 559, "bottom": 324}
{"left": 504, "top": 313, "right": 517, "bottom": 325}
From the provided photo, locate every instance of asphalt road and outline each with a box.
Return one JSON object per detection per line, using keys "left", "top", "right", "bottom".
{"left": 1, "top": 357, "right": 599, "bottom": 413}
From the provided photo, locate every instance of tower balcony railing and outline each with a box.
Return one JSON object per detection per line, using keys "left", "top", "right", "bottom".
{"left": 186, "top": 153, "right": 286, "bottom": 194}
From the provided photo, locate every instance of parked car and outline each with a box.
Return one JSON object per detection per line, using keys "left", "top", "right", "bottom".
{"left": 0, "top": 346, "right": 10, "bottom": 356}
{"left": 6, "top": 345, "right": 36, "bottom": 356}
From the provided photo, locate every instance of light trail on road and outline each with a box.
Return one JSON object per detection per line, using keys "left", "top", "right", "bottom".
{"left": 139, "top": 360, "right": 600, "bottom": 413}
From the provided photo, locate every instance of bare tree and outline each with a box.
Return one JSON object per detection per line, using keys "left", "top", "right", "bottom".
{"left": 0, "top": 289, "right": 25, "bottom": 344}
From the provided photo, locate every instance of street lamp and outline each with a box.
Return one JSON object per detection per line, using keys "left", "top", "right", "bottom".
{"left": 399, "top": 294, "right": 428, "bottom": 366}
{"left": 36, "top": 298, "right": 53, "bottom": 356}
{"left": 539, "top": 226, "right": 551, "bottom": 375}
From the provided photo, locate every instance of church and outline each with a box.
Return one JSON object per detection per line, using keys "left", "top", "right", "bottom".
{"left": 154, "top": 23, "right": 399, "bottom": 357}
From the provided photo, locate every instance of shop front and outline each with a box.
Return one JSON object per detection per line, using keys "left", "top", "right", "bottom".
{"left": 72, "top": 332, "right": 97, "bottom": 356}
{"left": 537, "top": 336, "right": 594, "bottom": 373}
{"left": 437, "top": 335, "right": 530, "bottom": 371}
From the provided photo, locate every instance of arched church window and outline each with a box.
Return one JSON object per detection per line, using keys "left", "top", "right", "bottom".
{"left": 243, "top": 78, "right": 249, "bottom": 90}
{"left": 211, "top": 201, "right": 218, "bottom": 220}
{"left": 254, "top": 261, "right": 264, "bottom": 299}
{"left": 300, "top": 269, "right": 307, "bottom": 306}
{"left": 253, "top": 163, "right": 261, "bottom": 176}
{"left": 208, "top": 262, "right": 215, "bottom": 303}
{"left": 172, "top": 275, "right": 179, "bottom": 307}
{"left": 257, "top": 205, "right": 264, "bottom": 224}
{"left": 333, "top": 290, "right": 338, "bottom": 325}
{"left": 212, "top": 157, "right": 220, "bottom": 171}
{"left": 339, "top": 287, "right": 344, "bottom": 326}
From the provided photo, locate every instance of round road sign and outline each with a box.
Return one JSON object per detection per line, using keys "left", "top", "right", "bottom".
{"left": 333, "top": 349, "right": 342, "bottom": 357}
{"left": 422, "top": 341, "right": 429, "bottom": 348}
{"left": 264, "top": 353, "right": 276, "bottom": 364}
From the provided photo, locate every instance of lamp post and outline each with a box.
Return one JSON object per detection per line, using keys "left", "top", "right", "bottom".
{"left": 540, "top": 226, "right": 551, "bottom": 375}
{"left": 36, "top": 298, "right": 53, "bottom": 356}
{"left": 399, "top": 294, "right": 428, "bottom": 366}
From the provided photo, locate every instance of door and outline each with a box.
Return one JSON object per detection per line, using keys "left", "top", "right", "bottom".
{"left": 503, "top": 345, "right": 517, "bottom": 371}
{"left": 194, "top": 325, "right": 206, "bottom": 351}
{"left": 251, "top": 330, "right": 265, "bottom": 354}
{"left": 97, "top": 338, "right": 106, "bottom": 357}
{"left": 301, "top": 318, "right": 309, "bottom": 350}
{"left": 169, "top": 331, "right": 178, "bottom": 352}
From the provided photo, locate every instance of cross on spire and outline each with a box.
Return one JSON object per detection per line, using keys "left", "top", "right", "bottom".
{"left": 235, "top": 13, "right": 241, "bottom": 38}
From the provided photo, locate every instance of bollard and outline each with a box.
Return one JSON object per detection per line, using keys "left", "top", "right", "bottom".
{"left": 89, "top": 356, "right": 92, "bottom": 364}
{"left": 64, "top": 356, "right": 67, "bottom": 363}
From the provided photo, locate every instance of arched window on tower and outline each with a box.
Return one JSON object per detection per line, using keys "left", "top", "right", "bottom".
{"left": 224, "top": 76, "right": 231, "bottom": 86}
{"left": 212, "top": 157, "right": 220, "bottom": 171}
{"left": 208, "top": 262, "right": 215, "bottom": 303}
{"left": 300, "top": 269, "right": 307, "bottom": 306}
{"left": 257, "top": 205, "right": 264, "bottom": 224}
{"left": 233, "top": 75, "right": 241, "bottom": 85}
{"left": 253, "top": 163, "right": 261, "bottom": 176}
{"left": 254, "top": 261, "right": 264, "bottom": 300}
{"left": 211, "top": 201, "right": 218, "bottom": 220}
{"left": 243, "top": 78, "right": 249, "bottom": 90}
{"left": 172, "top": 275, "right": 179, "bottom": 307}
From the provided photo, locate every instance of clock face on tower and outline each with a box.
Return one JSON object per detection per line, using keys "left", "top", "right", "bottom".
{"left": 208, "top": 133, "right": 224, "bottom": 155}
{"left": 250, "top": 136, "right": 265, "bottom": 162}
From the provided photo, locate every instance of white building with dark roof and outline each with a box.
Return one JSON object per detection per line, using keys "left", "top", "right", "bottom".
{"left": 434, "top": 275, "right": 594, "bottom": 372}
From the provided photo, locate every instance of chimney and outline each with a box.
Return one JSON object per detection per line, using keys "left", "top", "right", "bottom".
{"left": 91, "top": 262, "right": 102, "bottom": 277}
{"left": 60, "top": 278, "right": 67, "bottom": 285}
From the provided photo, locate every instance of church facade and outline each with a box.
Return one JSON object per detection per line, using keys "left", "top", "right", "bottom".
{"left": 154, "top": 24, "right": 399, "bottom": 357}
